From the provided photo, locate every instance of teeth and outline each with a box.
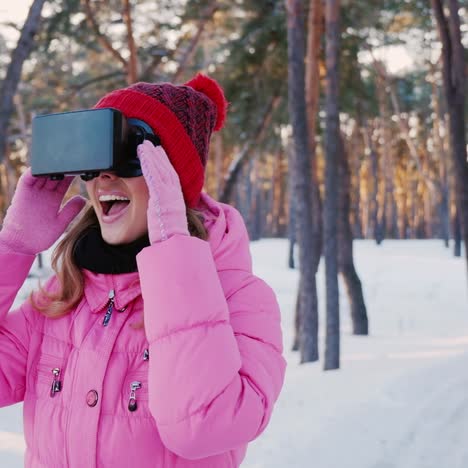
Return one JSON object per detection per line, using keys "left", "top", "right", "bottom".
{"left": 99, "top": 195, "right": 130, "bottom": 202}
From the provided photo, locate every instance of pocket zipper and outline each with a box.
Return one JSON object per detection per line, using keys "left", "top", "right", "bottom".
{"left": 128, "top": 381, "right": 142, "bottom": 412}
{"left": 50, "top": 367, "right": 62, "bottom": 397}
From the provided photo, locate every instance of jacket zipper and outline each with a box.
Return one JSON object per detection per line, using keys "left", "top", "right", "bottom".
{"left": 102, "top": 290, "right": 115, "bottom": 326}
{"left": 102, "top": 289, "right": 128, "bottom": 326}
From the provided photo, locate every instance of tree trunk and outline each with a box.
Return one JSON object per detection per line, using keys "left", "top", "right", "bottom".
{"left": 288, "top": 216, "right": 296, "bottom": 268}
{"left": 285, "top": 0, "right": 319, "bottom": 363}
{"left": 323, "top": 0, "right": 341, "bottom": 370}
{"left": 349, "top": 125, "right": 363, "bottom": 239}
{"left": 338, "top": 137, "right": 369, "bottom": 335}
{"left": 244, "top": 157, "right": 255, "bottom": 235}
{"left": 0, "top": 0, "right": 46, "bottom": 170}
{"left": 268, "top": 151, "right": 280, "bottom": 236}
{"left": 305, "top": 0, "right": 323, "bottom": 263}
{"left": 249, "top": 158, "right": 263, "bottom": 241}
{"left": 453, "top": 208, "right": 461, "bottom": 257}
{"left": 288, "top": 142, "right": 296, "bottom": 271}
{"left": 431, "top": 73, "right": 450, "bottom": 246}
{"left": 292, "top": 0, "right": 324, "bottom": 358}
{"left": 431, "top": 0, "right": 468, "bottom": 272}
{"left": 271, "top": 150, "right": 284, "bottom": 237}
{"left": 375, "top": 73, "right": 397, "bottom": 240}
{"left": 292, "top": 276, "right": 301, "bottom": 351}
{"left": 440, "top": 182, "right": 450, "bottom": 246}
{"left": 361, "top": 118, "right": 379, "bottom": 239}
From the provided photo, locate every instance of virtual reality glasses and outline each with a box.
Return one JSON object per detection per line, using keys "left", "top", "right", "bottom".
{"left": 31, "top": 108, "right": 161, "bottom": 181}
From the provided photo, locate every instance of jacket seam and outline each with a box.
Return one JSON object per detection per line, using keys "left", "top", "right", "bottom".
{"left": 148, "top": 319, "right": 228, "bottom": 344}
{"left": 157, "top": 372, "right": 239, "bottom": 427}
{"left": 233, "top": 332, "right": 283, "bottom": 354}
{"left": 100, "top": 412, "right": 156, "bottom": 420}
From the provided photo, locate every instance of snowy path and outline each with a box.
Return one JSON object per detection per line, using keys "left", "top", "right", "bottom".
{"left": 1, "top": 239, "right": 467, "bottom": 467}
{"left": 242, "top": 349, "right": 468, "bottom": 468}
{"left": 243, "top": 239, "right": 468, "bottom": 468}
{"left": 370, "top": 352, "right": 468, "bottom": 468}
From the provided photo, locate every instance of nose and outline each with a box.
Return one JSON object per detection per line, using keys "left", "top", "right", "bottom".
{"left": 98, "top": 171, "right": 119, "bottom": 180}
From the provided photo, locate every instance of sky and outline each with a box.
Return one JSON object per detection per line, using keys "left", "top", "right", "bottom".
{"left": 0, "top": 2, "right": 30, "bottom": 24}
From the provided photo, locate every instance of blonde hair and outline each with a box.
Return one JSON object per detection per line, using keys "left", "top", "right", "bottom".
{"left": 29, "top": 203, "right": 209, "bottom": 319}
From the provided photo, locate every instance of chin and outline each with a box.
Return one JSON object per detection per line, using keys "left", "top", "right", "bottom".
{"left": 101, "top": 227, "right": 133, "bottom": 245}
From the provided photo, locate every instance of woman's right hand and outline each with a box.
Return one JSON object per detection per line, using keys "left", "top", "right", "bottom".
{"left": 0, "top": 168, "right": 87, "bottom": 255}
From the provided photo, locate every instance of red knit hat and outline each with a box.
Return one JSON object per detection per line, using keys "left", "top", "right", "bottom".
{"left": 93, "top": 73, "right": 228, "bottom": 207}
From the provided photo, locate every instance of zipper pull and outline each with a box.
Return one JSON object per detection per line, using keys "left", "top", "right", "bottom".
{"left": 102, "top": 289, "right": 115, "bottom": 327}
{"left": 128, "top": 381, "right": 142, "bottom": 412}
{"left": 143, "top": 349, "right": 149, "bottom": 361}
{"left": 50, "top": 368, "right": 62, "bottom": 397}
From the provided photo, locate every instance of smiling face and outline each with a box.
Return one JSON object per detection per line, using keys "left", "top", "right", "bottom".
{"left": 85, "top": 172, "right": 150, "bottom": 245}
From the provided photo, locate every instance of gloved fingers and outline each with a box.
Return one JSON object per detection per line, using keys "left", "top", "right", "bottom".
{"left": 155, "top": 146, "right": 182, "bottom": 187}
{"left": 38, "top": 174, "right": 76, "bottom": 194}
{"left": 53, "top": 175, "right": 77, "bottom": 195}
{"left": 18, "top": 167, "right": 39, "bottom": 188}
{"left": 137, "top": 142, "right": 165, "bottom": 184}
{"left": 137, "top": 141, "right": 181, "bottom": 187}
{"left": 18, "top": 168, "right": 76, "bottom": 194}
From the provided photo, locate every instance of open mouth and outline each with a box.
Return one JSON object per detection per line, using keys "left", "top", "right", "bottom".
{"left": 99, "top": 196, "right": 131, "bottom": 217}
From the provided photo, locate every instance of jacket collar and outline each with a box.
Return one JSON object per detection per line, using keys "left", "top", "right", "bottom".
{"left": 82, "top": 269, "right": 141, "bottom": 313}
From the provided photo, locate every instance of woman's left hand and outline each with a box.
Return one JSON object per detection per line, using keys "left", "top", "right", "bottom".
{"left": 137, "top": 140, "right": 189, "bottom": 244}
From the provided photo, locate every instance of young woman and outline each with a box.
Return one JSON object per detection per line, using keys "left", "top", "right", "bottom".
{"left": 0, "top": 74, "right": 286, "bottom": 467}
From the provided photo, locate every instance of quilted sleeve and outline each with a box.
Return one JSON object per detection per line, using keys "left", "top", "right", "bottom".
{"left": 0, "top": 252, "right": 36, "bottom": 407}
{"left": 137, "top": 235, "right": 286, "bottom": 460}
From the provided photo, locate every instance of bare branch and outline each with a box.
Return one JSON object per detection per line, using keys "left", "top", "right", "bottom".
{"left": 367, "top": 48, "right": 440, "bottom": 192}
{"left": 220, "top": 93, "right": 282, "bottom": 203}
{"left": 0, "top": 0, "right": 46, "bottom": 166}
{"left": 172, "top": 0, "right": 219, "bottom": 83}
{"left": 123, "top": 0, "right": 138, "bottom": 83}
{"left": 83, "top": 0, "right": 128, "bottom": 70}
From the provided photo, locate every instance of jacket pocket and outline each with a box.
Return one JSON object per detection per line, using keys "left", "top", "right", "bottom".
{"left": 31, "top": 352, "right": 69, "bottom": 465}
{"left": 122, "top": 370, "right": 150, "bottom": 414}
{"left": 34, "top": 353, "right": 65, "bottom": 400}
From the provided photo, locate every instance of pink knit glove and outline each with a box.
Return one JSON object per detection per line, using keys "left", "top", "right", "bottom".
{"left": 0, "top": 168, "right": 86, "bottom": 255}
{"left": 137, "top": 140, "right": 189, "bottom": 244}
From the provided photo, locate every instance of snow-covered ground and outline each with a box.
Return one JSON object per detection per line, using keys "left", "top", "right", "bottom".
{"left": 1, "top": 239, "right": 467, "bottom": 467}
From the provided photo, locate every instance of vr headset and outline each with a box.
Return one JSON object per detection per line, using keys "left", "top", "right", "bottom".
{"left": 31, "top": 108, "right": 161, "bottom": 181}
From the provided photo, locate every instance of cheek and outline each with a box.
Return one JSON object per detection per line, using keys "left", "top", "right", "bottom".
{"left": 131, "top": 181, "right": 150, "bottom": 208}
{"left": 135, "top": 194, "right": 149, "bottom": 220}
{"left": 130, "top": 185, "right": 149, "bottom": 222}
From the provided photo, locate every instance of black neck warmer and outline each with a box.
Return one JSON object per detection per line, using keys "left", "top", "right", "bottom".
{"left": 73, "top": 226, "right": 150, "bottom": 274}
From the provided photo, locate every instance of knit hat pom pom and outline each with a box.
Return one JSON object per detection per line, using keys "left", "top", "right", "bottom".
{"left": 184, "top": 73, "right": 228, "bottom": 131}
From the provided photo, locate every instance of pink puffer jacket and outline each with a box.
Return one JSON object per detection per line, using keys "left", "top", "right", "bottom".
{"left": 0, "top": 193, "right": 286, "bottom": 467}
